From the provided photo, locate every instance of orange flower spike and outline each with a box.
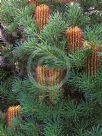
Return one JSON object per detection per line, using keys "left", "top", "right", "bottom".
{"left": 86, "top": 46, "right": 101, "bottom": 76}
{"left": 35, "top": 4, "right": 51, "bottom": 31}
{"left": 6, "top": 105, "right": 21, "bottom": 128}
{"left": 66, "top": 26, "right": 84, "bottom": 53}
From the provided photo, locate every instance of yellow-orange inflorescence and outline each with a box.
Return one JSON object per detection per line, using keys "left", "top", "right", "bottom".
{"left": 85, "top": 46, "right": 101, "bottom": 76}
{"left": 66, "top": 26, "right": 84, "bottom": 53}
{"left": 6, "top": 105, "right": 21, "bottom": 128}
{"left": 35, "top": 4, "right": 51, "bottom": 31}
{"left": 36, "top": 65, "right": 63, "bottom": 103}
{"left": 36, "top": 65, "right": 63, "bottom": 87}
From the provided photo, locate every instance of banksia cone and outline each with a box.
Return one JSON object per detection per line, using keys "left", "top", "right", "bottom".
{"left": 85, "top": 46, "right": 100, "bottom": 76}
{"left": 47, "top": 67, "right": 63, "bottom": 104}
{"left": 6, "top": 105, "right": 21, "bottom": 128}
{"left": 66, "top": 26, "right": 84, "bottom": 53}
{"left": 36, "top": 65, "right": 63, "bottom": 87}
{"left": 36, "top": 65, "right": 63, "bottom": 103}
{"left": 28, "top": 0, "right": 39, "bottom": 7}
{"left": 35, "top": 4, "right": 51, "bottom": 31}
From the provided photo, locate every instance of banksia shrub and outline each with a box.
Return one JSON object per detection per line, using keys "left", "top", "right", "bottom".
{"left": 35, "top": 4, "right": 51, "bottom": 31}
{"left": 6, "top": 105, "right": 21, "bottom": 128}
{"left": 85, "top": 46, "right": 101, "bottom": 76}
{"left": 28, "top": 0, "right": 39, "bottom": 7}
{"left": 66, "top": 26, "right": 84, "bottom": 53}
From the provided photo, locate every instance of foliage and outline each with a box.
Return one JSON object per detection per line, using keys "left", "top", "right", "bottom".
{"left": 0, "top": 0, "right": 102, "bottom": 136}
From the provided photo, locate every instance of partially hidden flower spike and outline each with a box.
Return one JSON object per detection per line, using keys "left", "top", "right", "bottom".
{"left": 36, "top": 65, "right": 63, "bottom": 104}
{"left": 85, "top": 46, "right": 101, "bottom": 76}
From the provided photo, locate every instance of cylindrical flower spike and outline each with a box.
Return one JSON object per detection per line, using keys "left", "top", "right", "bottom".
{"left": 85, "top": 46, "right": 101, "bottom": 76}
{"left": 47, "top": 67, "right": 63, "bottom": 104}
{"left": 36, "top": 65, "right": 63, "bottom": 103}
{"left": 28, "top": 0, "right": 39, "bottom": 7}
{"left": 35, "top": 4, "right": 51, "bottom": 31}
{"left": 6, "top": 105, "right": 21, "bottom": 128}
{"left": 66, "top": 26, "right": 84, "bottom": 53}
{"left": 36, "top": 65, "right": 63, "bottom": 87}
